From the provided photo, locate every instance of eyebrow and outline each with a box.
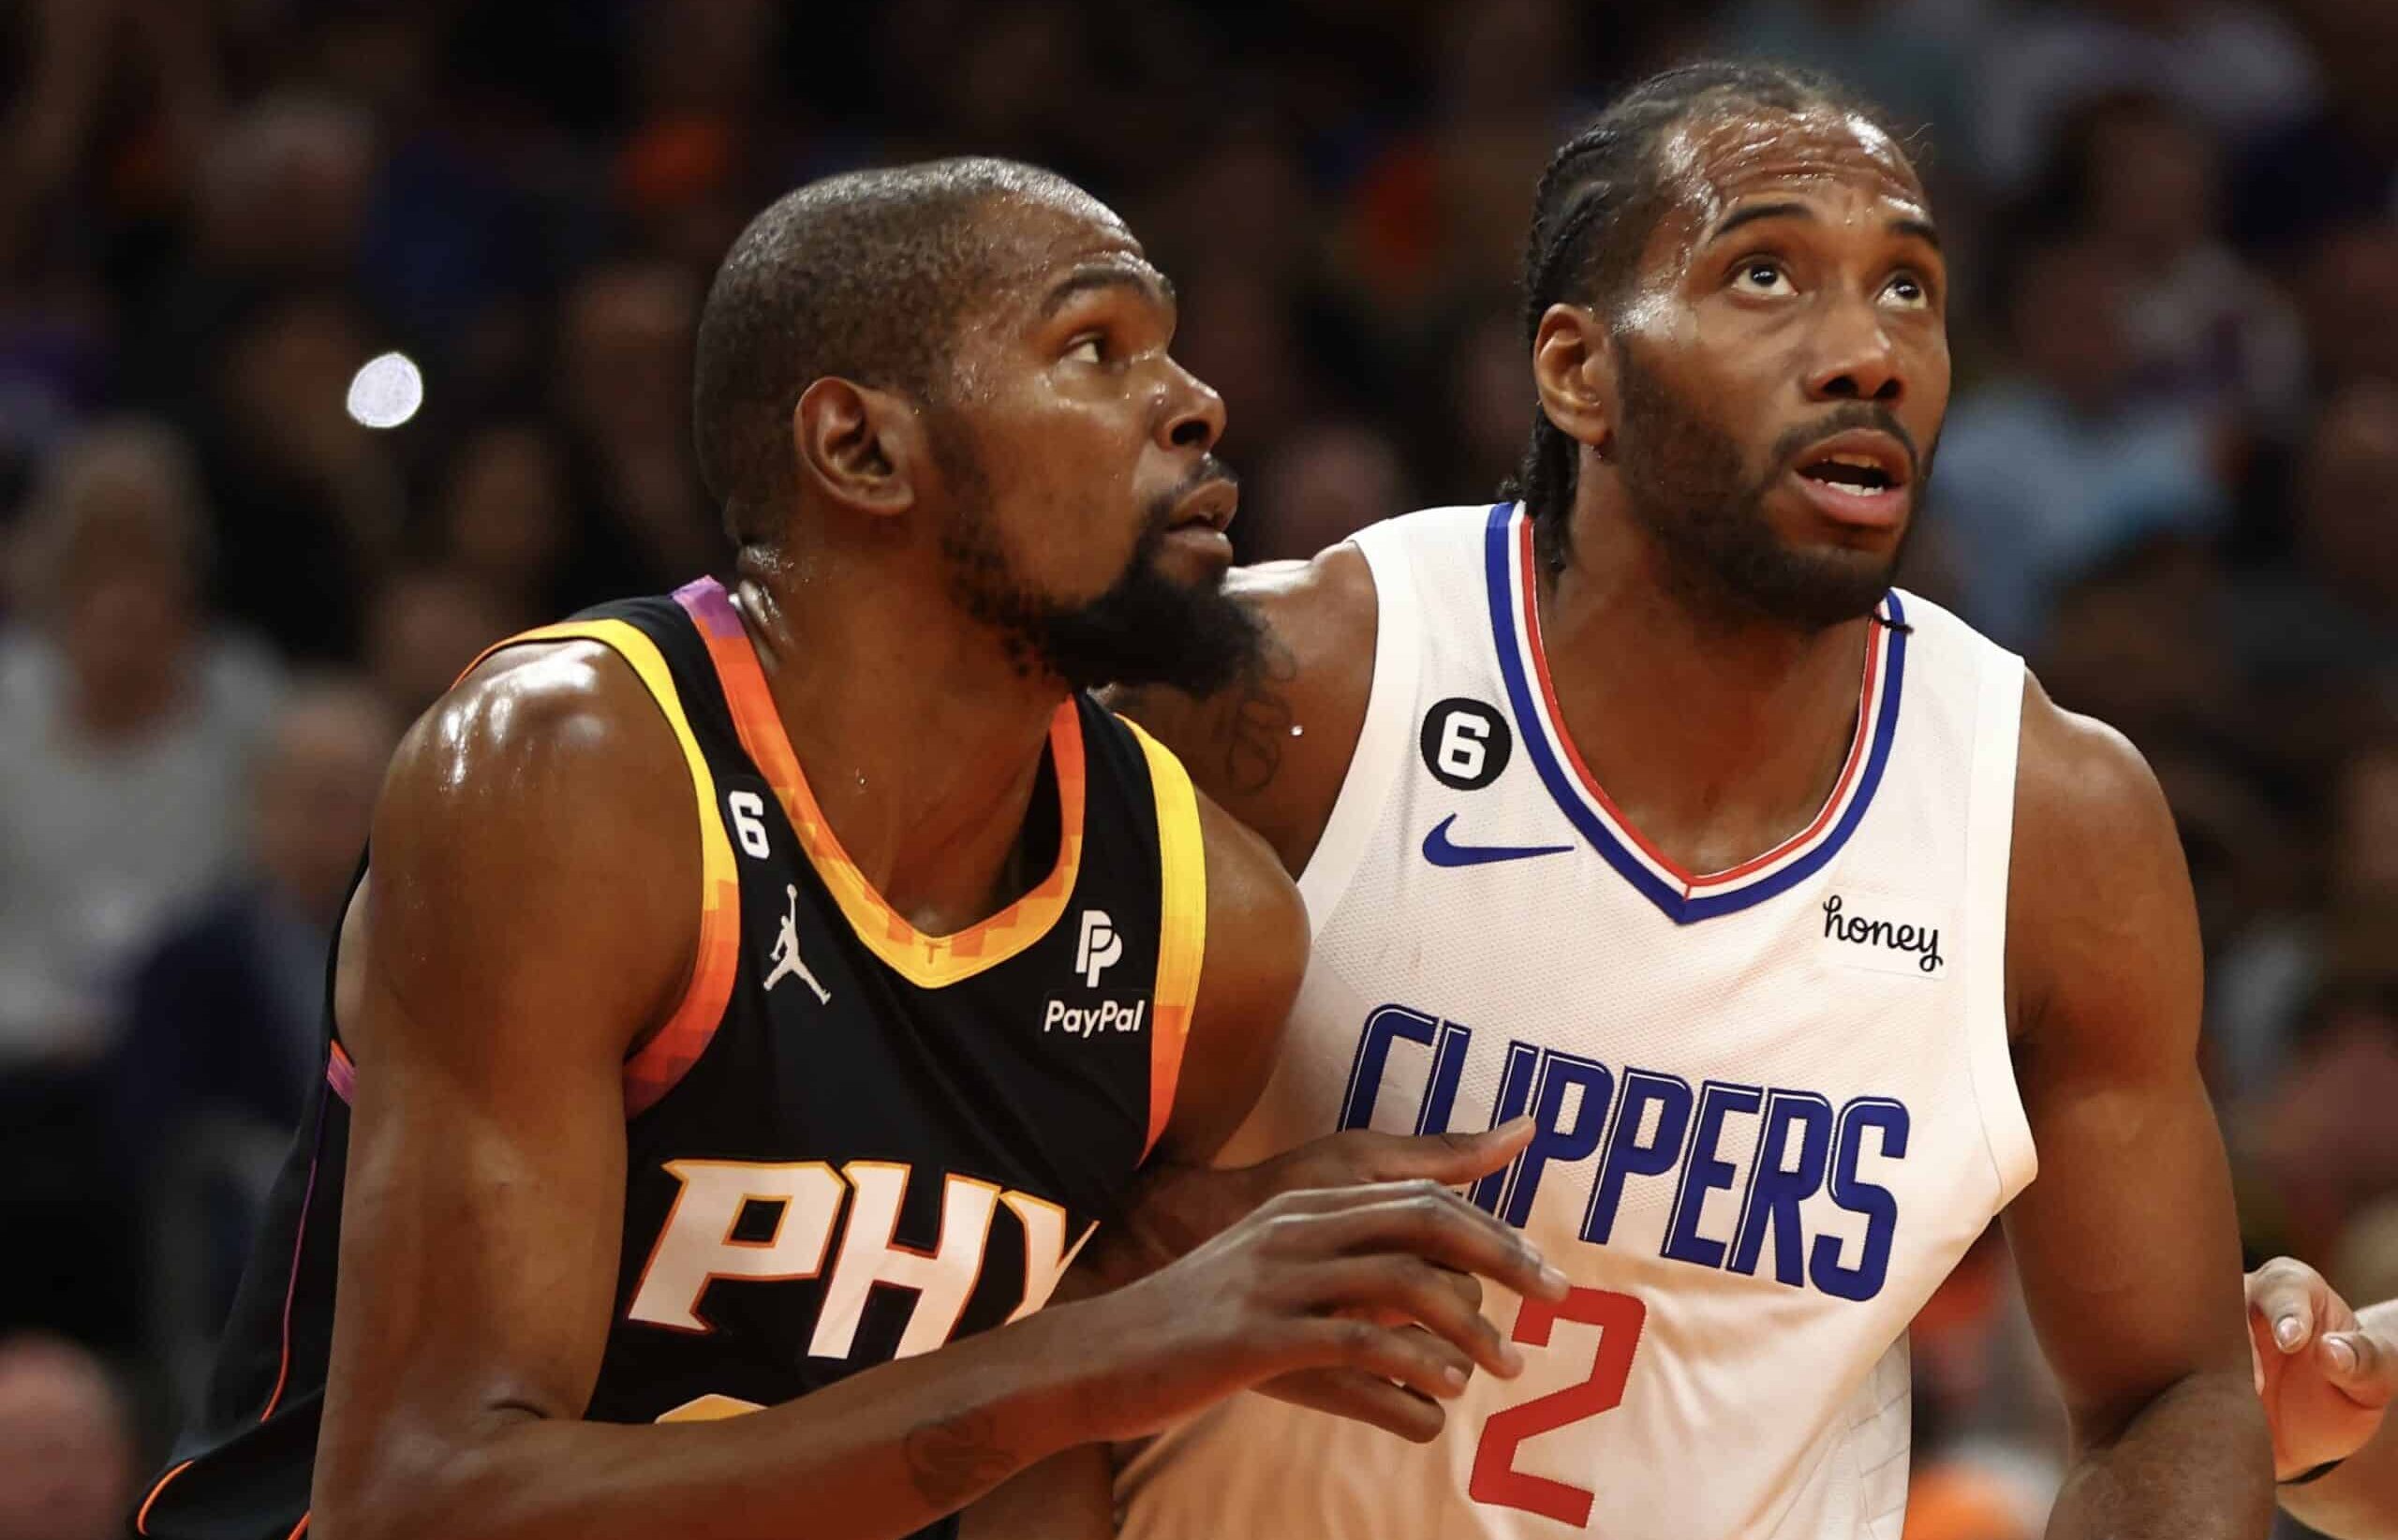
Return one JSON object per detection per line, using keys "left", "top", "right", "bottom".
{"left": 1704, "top": 201, "right": 1944, "bottom": 252}
{"left": 1040, "top": 262, "right": 1177, "bottom": 318}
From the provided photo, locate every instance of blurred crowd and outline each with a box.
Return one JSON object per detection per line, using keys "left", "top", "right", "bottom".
{"left": 2, "top": 0, "right": 2395, "bottom": 1536}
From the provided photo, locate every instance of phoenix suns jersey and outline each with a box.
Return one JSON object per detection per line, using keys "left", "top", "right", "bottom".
{"left": 139, "top": 576, "right": 1207, "bottom": 1540}
{"left": 1118, "top": 504, "right": 2035, "bottom": 1539}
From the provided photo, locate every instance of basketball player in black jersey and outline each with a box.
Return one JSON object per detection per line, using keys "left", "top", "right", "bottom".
{"left": 137, "top": 159, "right": 1570, "bottom": 1540}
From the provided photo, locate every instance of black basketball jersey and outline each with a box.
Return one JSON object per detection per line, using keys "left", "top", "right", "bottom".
{"left": 137, "top": 577, "right": 1208, "bottom": 1540}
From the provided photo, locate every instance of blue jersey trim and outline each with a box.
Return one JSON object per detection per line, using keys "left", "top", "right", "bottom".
{"left": 1480, "top": 502, "right": 1908, "bottom": 925}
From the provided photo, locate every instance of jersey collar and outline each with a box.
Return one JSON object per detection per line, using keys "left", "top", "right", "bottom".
{"left": 1481, "top": 502, "right": 1907, "bottom": 925}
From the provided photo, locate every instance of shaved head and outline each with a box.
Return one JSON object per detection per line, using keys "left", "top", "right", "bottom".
{"left": 691, "top": 157, "right": 1118, "bottom": 545}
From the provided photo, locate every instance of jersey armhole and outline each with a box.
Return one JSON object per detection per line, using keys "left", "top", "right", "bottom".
{"left": 1122, "top": 719, "right": 1207, "bottom": 1160}
{"left": 1964, "top": 649, "right": 2037, "bottom": 1204}
{"left": 466, "top": 619, "right": 745, "bottom": 1119}
{"left": 1295, "top": 526, "right": 1421, "bottom": 929}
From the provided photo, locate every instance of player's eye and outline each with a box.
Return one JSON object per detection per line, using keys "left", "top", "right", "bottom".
{"left": 1064, "top": 334, "right": 1107, "bottom": 364}
{"left": 1884, "top": 271, "right": 1932, "bottom": 309}
{"left": 1731, "top": 259, "right": 1795, "bottom": 297}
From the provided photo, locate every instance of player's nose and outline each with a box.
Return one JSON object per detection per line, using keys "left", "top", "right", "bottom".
{"left": 1805, "top": 296, "right": 1904, "bottom": 406}
{"left": 1158, "top": 358, "right": 1227, "bottom": 453}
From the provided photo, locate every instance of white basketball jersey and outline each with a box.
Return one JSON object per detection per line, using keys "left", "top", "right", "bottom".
{"left": 1118, "top": 504, "right": 2037, "bottom": 1540}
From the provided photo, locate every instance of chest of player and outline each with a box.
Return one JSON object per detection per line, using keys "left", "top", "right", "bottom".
{"left": 587, "top": 773, "right": 1163, "bottom": 1423}
{"left": 1280, "top": 645, "right": 2014, "bottom": 1310}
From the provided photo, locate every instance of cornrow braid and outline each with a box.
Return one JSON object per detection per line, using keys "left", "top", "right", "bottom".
{"left": 1502, "top": 61, "right": 1901, "bottom": 568}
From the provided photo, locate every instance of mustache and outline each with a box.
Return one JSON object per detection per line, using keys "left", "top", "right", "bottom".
{"left": 1769, "top": 403, "right": 1921, "bottom": 477}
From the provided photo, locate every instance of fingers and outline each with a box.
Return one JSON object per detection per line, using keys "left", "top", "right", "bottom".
{"left": 1279, "top": 1180, "right": 1568, "bottom": 1303}
{"left": 1260, "top": 1367, "right": 1448, "bottom": 1444}
{"left": 2318, "top": 1329, "right": 2398, "bottom": 1411}
{"left": 1300, "top": 1314, "right": 1477, "bottom": 1409}
{"left": 1310, "top": 1255, "right": 1524, "bottom": 1378}
{"left": 2248, "top": 1257, "right": 2338, "bottom": 1355}
{"left": 1369, "top": 1118, "right": 1538, "bottom": 1187}
{"left": 1269, "top": 1120, "right": 1537, "bottom": 1194}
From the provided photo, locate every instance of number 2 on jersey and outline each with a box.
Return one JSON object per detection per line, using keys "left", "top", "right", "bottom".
{"left": 1469, "top": 1286, "right": 1647, "bottom": 1528}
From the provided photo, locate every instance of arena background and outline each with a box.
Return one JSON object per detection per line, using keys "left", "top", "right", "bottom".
{"left": 3, "top": 1, "right": 2395, "bottom": 1535}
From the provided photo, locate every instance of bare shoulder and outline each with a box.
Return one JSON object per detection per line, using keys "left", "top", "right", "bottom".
{"left": 1195, "top": 790, "right": 1310, "bottom": 1000}
{"left": 1111, "top": 543, "right": 1380, "bottom": 877}
{"left": 2011, "top": 673, "right": 2183, "bottom": 900}
{"left": 2006, "top": 673, "right": 2199, "bottom": 1060}
{"left": 350, "top": 639, "right": 702, "bottom": 1067}
{"left": 1160, "top": 791, "right": 1312, "bottom": 1162}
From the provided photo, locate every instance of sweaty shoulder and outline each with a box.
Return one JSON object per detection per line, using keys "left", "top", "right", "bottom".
{"left": 2004, "top": 672, "right": 2200, "bottom": 1059}
{"left": 344, "top": 639, "right": 703, "bottom": 1072}
{"left": 1110, "top": 542, "right": 1378, "bottom": 877}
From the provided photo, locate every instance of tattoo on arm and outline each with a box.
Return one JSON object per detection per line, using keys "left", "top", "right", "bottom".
{"left": 901, "top": 1409, "right": 1018, "bottom": 1509}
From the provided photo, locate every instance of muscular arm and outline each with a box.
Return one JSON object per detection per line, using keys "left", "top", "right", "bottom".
{"left": 311, "top": 644, "right": 1118, "bottom": 1540}
{"left": 1108, "top": 546, "right": 1378, "bottom": 878}
{"left": 318, "top": 646, "right": 1557, "bottom": 1540}
{"left": 2001, "top": 678, "right": 2272, "bottom": 1539}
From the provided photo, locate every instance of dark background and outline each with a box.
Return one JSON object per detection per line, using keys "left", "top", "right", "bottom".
{"left": 2, "top": 1, "right": 2395, "bottom": 1535}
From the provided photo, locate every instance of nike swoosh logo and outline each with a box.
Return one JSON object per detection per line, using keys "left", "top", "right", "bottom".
{"left": 1421, "top": 814, "right": 1576, "bottom": 867}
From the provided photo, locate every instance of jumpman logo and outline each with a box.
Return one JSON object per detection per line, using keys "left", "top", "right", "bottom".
{"left": 763, "top": 885, "right": 831, "bottom": 1002}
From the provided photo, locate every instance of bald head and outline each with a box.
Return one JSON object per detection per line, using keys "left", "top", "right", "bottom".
{"left": 691, "top": 156, "right": 1118, "bottom": 545}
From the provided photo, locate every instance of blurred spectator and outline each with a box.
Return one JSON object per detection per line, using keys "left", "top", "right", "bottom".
{"left": 0, "top": 1334, "right": 134, "bottom": 1540}
{"left": 114, "top": 677, "right": 396, "bottom": 1395}
{"left": 0, "top": 422, "right": 279, "bottom": 1068}
{"left": 197, "top": 292, "right": 406, "bottom": 662}
{"left": 116, "top": 677, "right": 396, "bottom": 1162}
{"left": 1709, "top": 0, "right": 1991, "bottom": 151}
{"left": 1973, "top": 0, "right": 2322, "bottom": 196}
{"left": 2292, "top": 224, "right": 2398, "bottom": 397}
{"left": 438, "top": 424, "right": 573, "bottom": 622}
{"left": 1248, "top": 420, "right": 1409, "bottom": 562}
{"left": 2228, "top": 380, "right": 2398, "bottom": 691}
{"left": 2228, "top": 0, "right": 2398, "bottom": 251}
{"left": 2028, "top": 92, "right": 2305, "bottom": 430}
{"left": 363, "top": 567, "right": 517, "bottom": 723}
{"left": 553, "top": 261, "right": 718, "bottom": 603}
{"left": 1930, "top": 234, "right": 2230, "bottom": 650}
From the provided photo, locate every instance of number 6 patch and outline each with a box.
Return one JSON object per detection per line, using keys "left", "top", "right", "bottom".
{"left": 1420, "top": 698, "right": 1513, "bottom": 791}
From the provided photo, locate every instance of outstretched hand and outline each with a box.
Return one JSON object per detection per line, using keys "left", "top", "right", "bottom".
{"left": 2248, "top": 1257, "right": 2396, "bottom": 1480}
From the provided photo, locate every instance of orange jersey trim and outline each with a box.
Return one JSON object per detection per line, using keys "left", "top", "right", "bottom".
{"left": 135, "top": 1459, "right": 193, "bottom": 1534}
{"left": 1125, "top": 719, "right": 1206, "bottom": 1159}
{"left": 454, "top": 618, "right": 744, "bottom": 1118}
{"left": 674, "top": 579, "right": 1087, "bottom": 990}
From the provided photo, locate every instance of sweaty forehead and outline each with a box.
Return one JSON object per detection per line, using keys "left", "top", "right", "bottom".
{"left": 1657, "top": 102, "right": 1925, "bottom": 230}
{"left": 970, "top": 187, "right": 1144, "bottom": 301}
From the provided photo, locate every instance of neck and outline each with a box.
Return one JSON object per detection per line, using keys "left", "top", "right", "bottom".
{"left": 1540, "top": 493, "right": 1875, "bottom": 875}
{"left": 733, "top": 548, "right": 1067, "bottom": 933}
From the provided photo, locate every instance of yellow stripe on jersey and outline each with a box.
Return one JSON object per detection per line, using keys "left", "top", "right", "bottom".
{"left": 1124, "top": 718, "right": 1207, "bottom": 1159}
{"left": 674, "top": 578, "right": 1088, "bottom": 990}
{"left": 462, "top": 620, "right": 744, "bottom": 1117}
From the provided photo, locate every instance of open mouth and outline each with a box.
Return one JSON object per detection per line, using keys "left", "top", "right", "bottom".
{"left": 1786, "top": 430, "right": 1911, "bottom": 529}
{"left": 1798, "top": 452, "right": 1900, "bottom": 494}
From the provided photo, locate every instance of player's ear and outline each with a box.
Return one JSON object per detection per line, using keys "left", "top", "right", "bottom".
{"left": 792, "top": 377, "right": 925, "bottom": 519}
{"left": 1531, "top": 303, "right": 1618, "bottom": 460}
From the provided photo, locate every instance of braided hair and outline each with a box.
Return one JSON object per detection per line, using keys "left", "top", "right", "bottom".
{"left": 1503, "top": 62, "right": 1902, "bottom": 564}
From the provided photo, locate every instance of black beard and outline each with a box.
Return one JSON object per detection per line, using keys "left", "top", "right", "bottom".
{"left": 940, "top": 465, "right": 1263, "bottom": 696}
{"left": 1611, "top": 342, "right": 1926, "bottom": 631}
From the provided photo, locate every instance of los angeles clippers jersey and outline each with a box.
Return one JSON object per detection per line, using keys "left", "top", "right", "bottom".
{"left": 139, "top": 576, "right": 1207, "bottom": 1540}
{"left": 1118, "top": 504, "right": 2035, "bottom": 1540}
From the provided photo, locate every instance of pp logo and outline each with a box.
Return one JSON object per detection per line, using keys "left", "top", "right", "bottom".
{"left": 1075, "top": 910, "right": 1122, "bottom": 988}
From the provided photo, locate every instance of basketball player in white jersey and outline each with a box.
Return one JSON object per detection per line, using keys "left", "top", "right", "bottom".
{"left": 1052, "top": 60, "right": 2274, "bottom": 1539}
{"left": 2248, "top": 1257, "right": 2398, "bottom": 1536}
